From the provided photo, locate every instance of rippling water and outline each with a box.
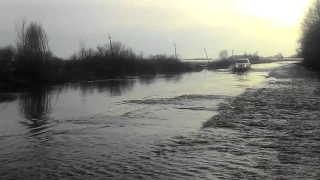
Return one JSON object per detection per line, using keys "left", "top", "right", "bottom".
{"left": 0, "top": 61, "right": 309, "bottom": 179}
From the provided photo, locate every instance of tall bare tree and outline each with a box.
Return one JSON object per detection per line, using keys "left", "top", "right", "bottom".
{"left": 219, "top": 50, "right": 228, "bottom": 60}
{"left": 15, "top": 21, "right": 52, "bottom": 82}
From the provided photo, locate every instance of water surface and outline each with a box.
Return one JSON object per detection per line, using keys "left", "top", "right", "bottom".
{"left": 0, "top": 61, "right": 294, "bottom": 179}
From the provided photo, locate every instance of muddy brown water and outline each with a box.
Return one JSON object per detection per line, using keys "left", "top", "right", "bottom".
{"left": 1, "top": 61, "right": 318, "bottom": 179}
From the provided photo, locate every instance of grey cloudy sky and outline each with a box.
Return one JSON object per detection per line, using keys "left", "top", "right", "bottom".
{"left": 0, "top": 0, "right": 311, "bottom": 59}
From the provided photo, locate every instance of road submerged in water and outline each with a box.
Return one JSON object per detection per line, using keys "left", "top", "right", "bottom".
{"left": 1, "top": 61, "right": 320, "bottom": 179}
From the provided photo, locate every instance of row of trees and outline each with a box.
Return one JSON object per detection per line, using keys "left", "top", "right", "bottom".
{"left": 0, "top": 21, "right": 202, "bottom": 89}
{"left": 218, "top": 50, "right": 284, "bottom": 61}
{"left": 218, "top": 50, "right": 260, "bottom": 62}
{"left": 299, "top": 0, "right": 320, "bottom": 69}
{"left": 274, "top": 53, "right": 284, "bottom": 59}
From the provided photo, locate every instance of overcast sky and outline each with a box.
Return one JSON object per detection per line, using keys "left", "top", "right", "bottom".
{"left": 0, "top": 0, "right": 311, "bottom": 59}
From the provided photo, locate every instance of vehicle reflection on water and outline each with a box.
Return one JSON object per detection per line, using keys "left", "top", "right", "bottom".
{"left": 234, "top": 71, "right": 247, "bottom": 76}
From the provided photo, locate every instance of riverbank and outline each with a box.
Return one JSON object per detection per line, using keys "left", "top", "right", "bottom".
{"left": 0, "top": 58, "right": 294, "bottom": 93}
{"left": 202, "top": 63, "right": 320, "bottom": 179}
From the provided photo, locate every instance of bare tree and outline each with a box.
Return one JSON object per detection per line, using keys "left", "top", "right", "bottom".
{"left": 219, "top": 50, "right": 228, "bottom": 60}
{"left": 274, "top": 52, "right": 284, "bottom": 59}
{"left": 77, "top": 40, "right": 94, "bottom": 60}
{"left": 15, "top": 20, "right": 52, "bottom": 82}
{"left": 16, "top": 21, "right": 51, "bottom": 61}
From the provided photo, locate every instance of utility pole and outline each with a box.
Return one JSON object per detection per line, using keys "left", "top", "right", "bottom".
{"left": 232, "top": 49, "right": 234, "bottom": 61}
{"left": 204, "top": 48, "right": 209, "bottom": 63}
{"left": 108, "top": 34, "right": 113, "bottom": 55}
{"left": 174, "top": 41, "right": 177, "bottom": 59}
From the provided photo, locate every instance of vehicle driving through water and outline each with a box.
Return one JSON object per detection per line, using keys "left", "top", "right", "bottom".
{"left": 233, "top": 58, "right": 251, "bottom": 71}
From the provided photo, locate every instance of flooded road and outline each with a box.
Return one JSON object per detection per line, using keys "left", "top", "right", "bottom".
{"left": 0, "top": 61, "right": 313, "bottom": 179}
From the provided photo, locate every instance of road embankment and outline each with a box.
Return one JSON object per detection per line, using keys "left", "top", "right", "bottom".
{"left": 203, "top": 63, "right": 320, "bottom": 179}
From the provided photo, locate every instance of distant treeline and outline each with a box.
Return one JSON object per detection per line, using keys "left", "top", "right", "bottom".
{"left": 299, "top": 0, "right": 320, "bottom": 70}
{"left": 0, "top": 21, "right": 203, "bottom": 91}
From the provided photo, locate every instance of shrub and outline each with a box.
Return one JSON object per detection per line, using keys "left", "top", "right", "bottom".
{"left": 207, "top": 59, "right": 233, "bottom": 70}
{"left": 0, "top": 46, "right": 15, "bottom": 78}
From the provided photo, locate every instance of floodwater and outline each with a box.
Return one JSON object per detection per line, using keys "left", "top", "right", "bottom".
{"left": 0, "top": 61, "right": 314, "bottom": 179}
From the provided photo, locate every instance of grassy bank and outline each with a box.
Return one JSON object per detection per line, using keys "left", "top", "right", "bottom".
{"left": 207, "top": 59, "right": 233, "bottom": 70}
{"left": 0, "top": 51, "right": 203, "bottom": 92}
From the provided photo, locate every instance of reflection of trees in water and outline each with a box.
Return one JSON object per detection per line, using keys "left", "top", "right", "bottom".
{"left": 163, "top": 74, "right": 182, "bottom": 83}
{"left": 139, "top": 75, "right": 157, "bottom": 85}
{"left": 18, "top": 87, "right": 53, "bottom": 135}
{"left": 63, "top": 74, "right": 182, "bottom": 98}
{"left": 67, "top": 79, "right": 136, "bottom": 97}
{"left": 19, "top": 87, "right": 52, "bottom": 120}
{"left": 139, "top": 74, "right": 182, "bottom": 85}
{"left": 96, "top": 79, "right": 136, "bottom": 96}
{"left": 0, "top": 94, "right": 16, "bottom": 102}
